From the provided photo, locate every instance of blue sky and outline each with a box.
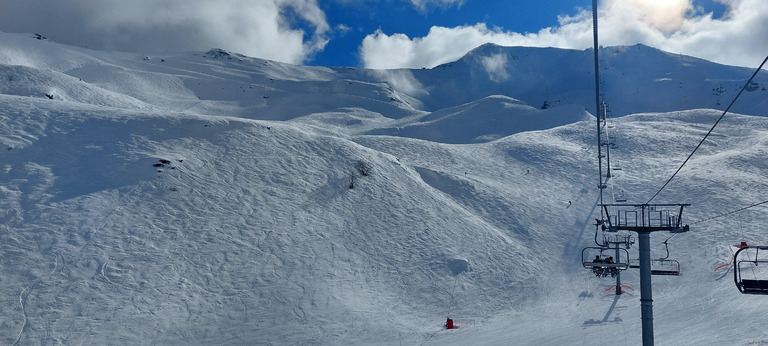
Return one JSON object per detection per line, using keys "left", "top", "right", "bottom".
{"left": 1, "top": 0, "right": 763, "bottom": 70}
{"left": 312, "top": 1, "right": 586, "bottom": 67}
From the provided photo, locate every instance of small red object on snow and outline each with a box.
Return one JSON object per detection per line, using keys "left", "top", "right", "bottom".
{"left": 741, "top": 241, "right": 749, "bottom": 248}
{"left": 446, "top": 318, "right": 454, "bottom": 329}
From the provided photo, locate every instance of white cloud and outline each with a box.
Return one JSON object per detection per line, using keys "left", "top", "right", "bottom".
{"left": 0, "top": 0, "right": 330, "bottom": 65}
{"left": 479, "top": 54, "right": 510, "bottom": 82}
{"left": 335, "top": 24, "right": 353, "bottom": 37}
{"left": 408, "top": 0, "right": 466, "bottom": 12}
{"left": 361, "top": 24, "right": 525, "bottom": 70}
{"left": 368, "top": 69, "right": 426, "bottom": 97}
{"left": 361, "top": 0, "right": 768, "bottom": 69}
{"left": 604, "top": 0, "right": 694, "bottom": 33}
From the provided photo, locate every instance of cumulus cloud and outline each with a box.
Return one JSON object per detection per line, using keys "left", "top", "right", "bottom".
{"left": 361, "top": 24, "right": 527, "bottom": 70}
{"left": 361, "top": 0, "right": 768, "bottom": 69}
{"left": 0, "top": 0, "right": 330, "bottom": 65}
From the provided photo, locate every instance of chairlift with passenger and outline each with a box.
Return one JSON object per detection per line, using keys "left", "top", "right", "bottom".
{"left": 582, "top": 246, "right": 629, "bottom": 278}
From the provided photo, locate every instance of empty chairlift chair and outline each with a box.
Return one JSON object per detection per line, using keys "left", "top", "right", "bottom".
{"left": 651, "top": 240, "right": 680, "bottom": 276}
{"left": 650, "top": 259, "right": 681, "bottom": 276}
{"left": 734, "top": 245, "right": 768, "bottom": 294}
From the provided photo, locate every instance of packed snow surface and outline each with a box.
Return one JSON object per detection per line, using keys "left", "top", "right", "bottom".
{"left": 1, "top": 31, "right": 768, "bottom": 345}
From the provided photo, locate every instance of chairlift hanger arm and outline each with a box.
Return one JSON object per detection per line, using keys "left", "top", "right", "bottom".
{"left": 595, "top": 226, "right": 604, "bottom": 247}
{"left": 601, "top": 205, "right": 612, "bottom": 229}
{"left": 660, "top": 240, "right": 670, "bottom": 260}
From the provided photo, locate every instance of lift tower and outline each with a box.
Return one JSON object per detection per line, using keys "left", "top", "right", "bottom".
{"left": 600, "top": 203, "right": 690, "bottom": 346}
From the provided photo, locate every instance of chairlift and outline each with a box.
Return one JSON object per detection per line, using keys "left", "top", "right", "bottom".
{"left": 582, "top": 246, "right": 629, "bottom": 278}
{"left": 733, "top": 245, "right": 768, "bottom": 294}
{"left": 615, "top": 189, "right": 627, "bottom": 202}
{"left": 603, "top": 233, "right": 634, "bottom": 248}
{"left": 650, "top": 259, "right": 681, "bottom": 276}
{"left": 627, "top": 241, "right": 681, "bottom": 275}
{"left": 653, "top": 240, "right": 680, "bottom": 275}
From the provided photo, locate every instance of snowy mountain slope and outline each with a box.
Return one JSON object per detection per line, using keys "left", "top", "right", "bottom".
{"left": 1, "top": 33, "right": 420, "bottom": 121}
{"left": 0, "top": 94, "right": 552, "bottom": 345}
{"left": 0, "top": 64, "right": 157, "bottom": 109}
{"left": 1, "top": 31, "right": 768, "bottom": 345}
{"left": 362, "top": 95, "right": 591, "bottom": 143}
{"left": 412, "top": 43, "right": 768, "bottom": 117}
{"left": 426, "top": 110, "right": 768, "bottom": 346}
{"left": 4, "top": 31, "right": 767, "bottom": 124}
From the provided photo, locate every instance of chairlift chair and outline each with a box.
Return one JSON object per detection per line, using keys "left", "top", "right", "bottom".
{"left": 603, "top": 233, "right": 634, "bottom": 247}
{"left": 734, "top": 246, "right": 768, "bottom": 294}
{"left": 582, "top": 246, "right": 630, "bottom": 277}
{"left": 650, "top": 259, "right": 681, "bottom": 276}
{"left": 615, "top": 189, "right": 627, "bottom": 202}
{"left": 626, "top": 240, "right": 681, "bottom": 275}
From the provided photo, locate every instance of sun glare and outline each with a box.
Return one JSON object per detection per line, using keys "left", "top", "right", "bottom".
{"left": 605, "top": 0, "right": 694, "bottom": 32}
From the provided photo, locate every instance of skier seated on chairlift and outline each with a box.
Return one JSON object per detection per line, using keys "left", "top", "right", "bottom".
{"left": 592, "top": 256, "right": 616, "bottom": 278}
{"left": 604, "top": 256, "right": 617, "bottom": 278}
{"left": 593, "top": 267, "right": 604, "bottom": 277}
{"left": 591, "top": 255, "right": 604, "bottom": 276}
{"left": 591, "top": 256, "right": 604, "bottom": 276}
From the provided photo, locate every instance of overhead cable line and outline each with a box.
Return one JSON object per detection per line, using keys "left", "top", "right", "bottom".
{"left": 691, "top": 198, "right": 768, "bottom": 225}
{"left": 646, "top": 55, "right": 768, "bottom": 203}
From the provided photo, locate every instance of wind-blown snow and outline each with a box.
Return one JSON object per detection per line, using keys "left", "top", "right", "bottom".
{"left": 1, "top": 31, "right": 767, "bottom": 345}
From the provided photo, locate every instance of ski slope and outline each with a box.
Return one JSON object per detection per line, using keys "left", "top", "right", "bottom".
{"left": 1, "top": 31, "right": 767, "bottom": 345}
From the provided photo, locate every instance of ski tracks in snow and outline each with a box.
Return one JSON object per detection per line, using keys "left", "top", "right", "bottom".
{"left": 12, "top": 252, "right": 62, "bottom": 346}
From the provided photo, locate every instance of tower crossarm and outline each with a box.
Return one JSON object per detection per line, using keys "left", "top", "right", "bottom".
{"left": 601, "top": 203, "right": 691, "bottom": 233}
